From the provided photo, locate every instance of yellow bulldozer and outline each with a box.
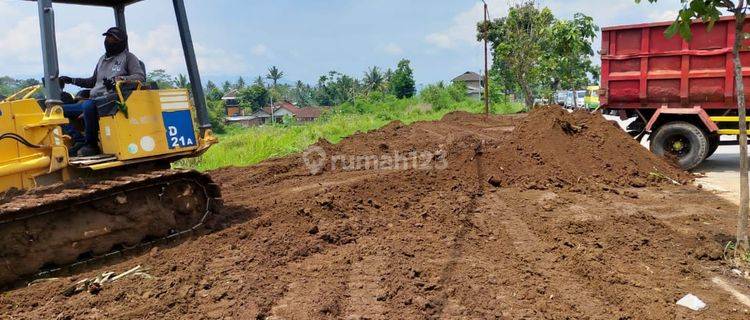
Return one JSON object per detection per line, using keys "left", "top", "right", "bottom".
{"left": 0, "top": 0, "right": 221, "bottom": 287}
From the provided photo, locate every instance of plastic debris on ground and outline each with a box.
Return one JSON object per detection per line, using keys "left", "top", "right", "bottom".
{"left": 676, "top": 293, "right": 707, "bottom": 311}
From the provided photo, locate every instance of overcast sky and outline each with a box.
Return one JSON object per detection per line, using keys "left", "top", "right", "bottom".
{"left": 0, "top": 0, "right": 682, "bottom": 87}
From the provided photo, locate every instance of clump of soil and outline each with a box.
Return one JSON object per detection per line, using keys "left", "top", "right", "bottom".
{"left": 3, "top": 107, "right": 745, "bottom": 320}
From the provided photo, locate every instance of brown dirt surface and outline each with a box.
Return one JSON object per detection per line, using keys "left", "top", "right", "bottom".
{"left": 2, "top": 106, "right": 749, "bottom": 319}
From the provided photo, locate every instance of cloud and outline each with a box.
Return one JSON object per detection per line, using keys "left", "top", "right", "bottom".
{"left": 425, "top": 33, "right": 452, "bottom": 49}
{"left": 0, "top": 16, "right": 246, "bottom": 78}
{"left": 647, "top": 10, "right": 679, "bottom": 22}
{"left": 425, "top": 0, "right": 507, "bottom": 49}
{"left": 382, "top": 42, "right": 403, "bottom": 55}
{"left": 195, "top": 43, "right": 248, "bottom": 76}
{"left": 0, "top": 17, "right": 41, "bottom": 73}
{"left": 0, "top": 16, "right": 101, "bottom": 75}
{"left": 129, "top": 25, "right": 248, "bottom": 76}
{"left": 251, "top": 44, "right": 270, "bottom": 57}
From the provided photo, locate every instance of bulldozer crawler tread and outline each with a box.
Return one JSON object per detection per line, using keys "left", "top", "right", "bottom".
{"left": 0, "top": 169, "right": 222, "bottom": 288}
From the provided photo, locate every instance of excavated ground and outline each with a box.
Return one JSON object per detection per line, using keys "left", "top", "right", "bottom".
{"left": 2, "top": 107, "right": 750, "bottom": 319}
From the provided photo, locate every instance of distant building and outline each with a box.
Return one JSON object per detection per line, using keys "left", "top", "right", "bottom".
{"left": 225, "top": 115, "right": 264, "bottom": 127}
{"left": 257, "top": 101, "right": 326, "bottom": 124}
{"left": 227, "top": 100, "right": 326, "bottom": 127}
{"left": 222, "top": 89, "right": 242, "bottom": 117}
{"left": 452, "top": 71, "right": 484, "bottom": 100}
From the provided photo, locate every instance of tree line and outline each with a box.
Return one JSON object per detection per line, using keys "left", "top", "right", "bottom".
{"left": 199, "top": 59, "right": 417, "bottom": 114}
{"left": 136, "top": 60, "right": 417, "bottom": 132}
{"left": 0, "top": 77, "right": 41, "bottom": 98}
{"left": 478, "top": 1, "right": 599, "bottom": 108}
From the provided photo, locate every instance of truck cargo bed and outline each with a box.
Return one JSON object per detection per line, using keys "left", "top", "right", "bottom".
{"left": 601, "top": 16, "right": 750, "bottom": 110}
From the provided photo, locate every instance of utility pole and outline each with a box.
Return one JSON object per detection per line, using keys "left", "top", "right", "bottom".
{"left": 482, "top": 0, "right": 490, "bottom": 116}
{"left": 270, "top": 94, "right": 275, "bottom": 124}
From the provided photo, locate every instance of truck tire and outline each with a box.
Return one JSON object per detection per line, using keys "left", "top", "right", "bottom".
{"left": 706, "top": 134, "right": 720, "bottom": 159}
{"left": 650, "top": 121, "right": 708, "bottom": 170}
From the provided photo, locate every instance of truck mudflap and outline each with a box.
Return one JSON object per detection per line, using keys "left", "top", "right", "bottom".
{"left": 645, "top": 106, "right": 719, "bottom": 133}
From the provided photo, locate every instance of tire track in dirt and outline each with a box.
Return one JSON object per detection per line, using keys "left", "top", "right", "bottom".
{"left": 267, "top": 251, "right": 350, "bottom": 319}
{"left": 285, "top": 172, "right": 380, "bottom": 195}
{"left": 343, "top": 249, "right": 389, "bottom": 319}
{"left": 486, "top": 192, "right": 614, "bottom": 316}
{"left": 429, "top": 141, "right": 485, "bottom": 319}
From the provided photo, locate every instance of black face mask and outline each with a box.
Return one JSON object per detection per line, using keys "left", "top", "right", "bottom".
{"left": 105, "top": 40, "right": 127, "bottom": 57}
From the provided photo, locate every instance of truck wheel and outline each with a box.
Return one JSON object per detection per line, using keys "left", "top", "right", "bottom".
{"left": 706, "top": 134, "right": 720, "bottom": 159}
{"left": 650, "top": 122, "right": 709, "bottom": 170}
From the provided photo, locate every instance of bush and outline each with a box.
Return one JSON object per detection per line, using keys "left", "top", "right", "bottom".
{"left": 207, "top": 100, "right": 227, "bottom": 134}
{"left": 419, "top": 82, "right": 470, "bottom": 111}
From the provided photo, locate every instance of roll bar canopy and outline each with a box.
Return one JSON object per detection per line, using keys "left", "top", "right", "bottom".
{"left": 26, "top": 0, "right": 211, "bottom": 132}
{"left": 26, "top": 0, "right": 142, "bottom": 6}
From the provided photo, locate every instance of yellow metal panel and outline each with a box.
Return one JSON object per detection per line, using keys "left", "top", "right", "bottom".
{"left": 0, "top": 155, "right": 50, "bottom": 178}
{"left": 12, "top": 100, "right": 47, "bottom": 189}
{"left": 0, "top": 101, "right": 22, "bottom": 191}
{"left": 0, "top": 99, "right": 58, "bottom": 191}
{"left": 99, "top": 89, "right": 198, "bottom": 161}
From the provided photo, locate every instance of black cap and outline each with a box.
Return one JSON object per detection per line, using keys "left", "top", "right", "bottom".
{"left": 102, "top": 27, "right": 127, "bottom": 41}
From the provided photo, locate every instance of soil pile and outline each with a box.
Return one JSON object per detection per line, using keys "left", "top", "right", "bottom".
{"left": 481, "top": 107, "right": 690, "bottom": 190}
{"left": 1, "top": 107, "right": 747, "bottom": 320}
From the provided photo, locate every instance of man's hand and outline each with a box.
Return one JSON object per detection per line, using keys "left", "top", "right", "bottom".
{"left": 103, "top": 78, "right": 115, "bottom": 91}
{"left": 59, "top": 76, "right": 73, "bottom": 84}
{"left": 113, "top": 76, "right": 126, "bottom": 82}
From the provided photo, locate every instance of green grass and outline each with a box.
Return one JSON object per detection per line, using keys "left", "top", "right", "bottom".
{"left": 177, "top": 95, "right": 523, "bottom": 171}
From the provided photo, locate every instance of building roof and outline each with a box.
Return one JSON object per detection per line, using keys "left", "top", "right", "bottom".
{"left": 251, "top": 109, "right": 271, "bottom": 118}
{"left": 261, "top": 101, "right": 297, "bottom": 116}
{"left": 295, "top": 107, "right": 323, "bottom": 118}
{"left": 222, "top": 89, "right": 239, "bottom": 100}
{"left": 226, "top": 115, "right": 258, "bottom": 122}
{"left": 452, "top": 71, "right": 483, "bottom": 82}
{"left": 258, "top": 101, "right": 325, "bottom": 119}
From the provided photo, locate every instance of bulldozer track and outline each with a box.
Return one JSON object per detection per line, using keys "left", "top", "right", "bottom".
{"left": 0, "top": 169, "right": 222, "bottom": 288}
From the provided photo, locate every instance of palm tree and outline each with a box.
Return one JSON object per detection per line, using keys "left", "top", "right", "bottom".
{"left": 253, "top": 76, "right": 265, "bottom": 87}
{"left": 175, "top": 74, "right": 189, "bottom": 89}
{"left": 384, "top": 68, "right": 394, "bottom": 83}
{"left": 222, "top": 80, "right": 232, "bottom": 92}
{"left": 294, "top": 80, "right": 310, "bottom": 106}
{"left": 384, "top": 68, "right": 394, "bottom": 91}
{"left": 266, "top": 66, "right": 284, "bottom": 87}
{"left": 363, "top": 66, "right": 384, "bottom": 93}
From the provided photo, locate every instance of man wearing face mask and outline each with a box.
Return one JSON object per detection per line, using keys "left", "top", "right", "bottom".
{"left": 59, "top": 27, "right": 146, "bottom": 157}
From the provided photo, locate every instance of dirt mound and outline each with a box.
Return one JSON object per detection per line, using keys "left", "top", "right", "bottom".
{"left": 481, "top": 106, "right": 690, "bottom": 190}
{"left": 2, "top": 108, "right": 746, "bottom": 320}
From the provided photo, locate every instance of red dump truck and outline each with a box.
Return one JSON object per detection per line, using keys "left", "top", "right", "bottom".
{"left": 600, "top": 16, "right": 750, "bottom": 169}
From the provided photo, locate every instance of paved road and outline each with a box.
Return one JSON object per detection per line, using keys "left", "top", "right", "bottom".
{"left": 697, "top": 144, "right": 744, "bottom": 205}
{"left": 604, "top": 114, "right": 743, "bottom": 205}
